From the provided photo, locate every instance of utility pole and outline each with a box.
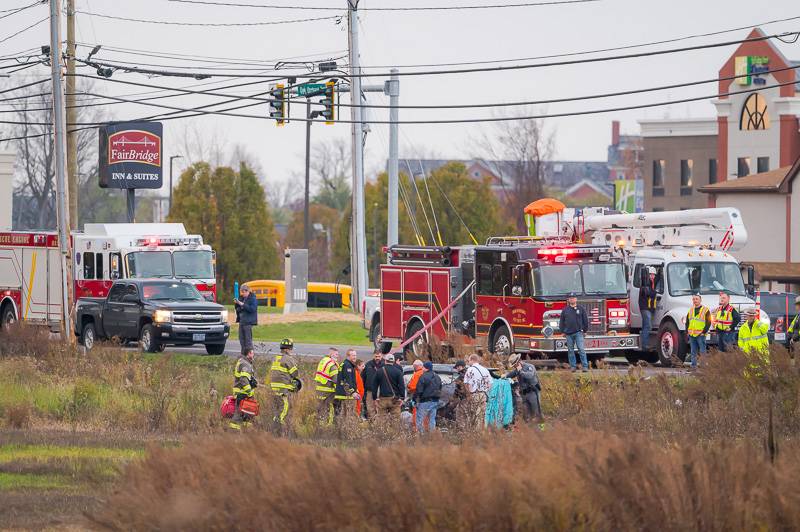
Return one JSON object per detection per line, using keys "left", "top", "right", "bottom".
{"left": 386, "top": 69, "right": 400, "bottom": 248}
{"left": 347, "top": 0, "right": 368, "bottom": 312}
{"left": 304, "top": 99, "right": 312, "bottom": 250}
{"left": 65, "top": 0, "right": 77, "bottom": 230}
{"left": 169, "top": 154, "right": 182, "bottom": 217}
{"left": 49, "top": 0, "right": 72, "bottom": 338}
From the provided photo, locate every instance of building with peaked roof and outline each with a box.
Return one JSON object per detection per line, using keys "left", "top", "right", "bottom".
{"left": 699, "top": 156, "right": 800, "bottom": 292}
{"left": 564, "top": 179, "right": 612, "bottom": 205}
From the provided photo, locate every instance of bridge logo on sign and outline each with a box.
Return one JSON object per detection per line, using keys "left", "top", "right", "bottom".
{"left": 108, "top": 130, "right": 161, "bottom": 167}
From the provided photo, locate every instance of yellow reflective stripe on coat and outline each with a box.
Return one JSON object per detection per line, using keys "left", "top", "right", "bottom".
{"left": 789, "top": 315, "right": 799, "bottom": 333}
{"left": 270, "top": 382, "right": 295, "bottom": 391}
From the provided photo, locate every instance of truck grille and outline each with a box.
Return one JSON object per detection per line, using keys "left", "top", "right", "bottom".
{"left": 172, "top": 311, "right": 223, "bottom": 325}
{"left": 581, "top": 299, "right": 606, "bottom": 334}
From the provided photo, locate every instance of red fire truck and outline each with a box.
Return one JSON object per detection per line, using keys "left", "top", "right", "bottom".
{"left": 379, "top": 238, "right": 638, "bottom": 360}
{"left": 0, "top": 223, "right": 216, "bottom": 328}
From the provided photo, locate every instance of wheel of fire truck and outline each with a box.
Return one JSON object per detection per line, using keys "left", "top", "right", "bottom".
{"left": 656, "top": 321, "right": 686, "bottom": 367}
{"left": 80, "top": 322, "right": 96, "bottom": 351}
{"left": 371, "top": 320, "right": 392, "bottom": 354}
{"left": 139, "top": 324, "right": 161, "bottom": 353}
{"left": 404, "top": 320, "right": 428, "bottom": 358}
{"left": 490, "top": 325, "right": 513, "bottom": 360}
{"left": 1, "top": 304, "right": 16, "bottom": 329}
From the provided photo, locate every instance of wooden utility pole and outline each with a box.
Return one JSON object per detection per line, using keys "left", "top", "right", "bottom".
{"left": 66, "top": 0, "right": 78, "bottom": 230}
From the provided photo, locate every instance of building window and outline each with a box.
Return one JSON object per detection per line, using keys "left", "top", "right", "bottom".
{"left": 737, "top": 157, "right": 751, "bottom": 178}
{"left": 680, "top": 159, "right": 693, "bottom": 195}
{"left": 757, "top": 156, "right": 769, "bottom": 173}
{"left": 708, "top": 159, "right": 718, "bottom": 184}
{"left": 652, "top": 159, "right": 665, "bottom": 196}
{"left": 740, "top": 93, "right": 770, "bottom": 130}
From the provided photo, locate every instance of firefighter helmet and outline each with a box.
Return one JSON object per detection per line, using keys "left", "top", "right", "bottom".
{"left": 280, "top": 338, "right": 294, "bottom": 350}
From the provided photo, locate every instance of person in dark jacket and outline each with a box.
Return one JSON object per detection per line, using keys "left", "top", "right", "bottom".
{"left": 361, "top": 350, "right": 384, "bottom": 418}
{"left": 334, "top": 348, "right": 360, "bottom": 419}
{"left": 413, "top": 361, "right": 442, "bottom": 433}
{"left": 505, "top": 354, "right": 542, "bottom": 423}
{"left": 559, "top": 293, "right": 589, "bottom": 372}
{"left": 712, "top": 291, "right": 740, "bottom": 352}
{"left": 372, "top": 353, "right": 405, "bottom": 417}
{"left": 234, "top": 284, "right": 258, "bottom": 355}
{"left": 638, "top": 267, "right": 659, "bottom": 351}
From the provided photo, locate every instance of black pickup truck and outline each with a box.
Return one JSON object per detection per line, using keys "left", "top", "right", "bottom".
{"left": 75, "top": 279, "right": 230, "bottom": 354}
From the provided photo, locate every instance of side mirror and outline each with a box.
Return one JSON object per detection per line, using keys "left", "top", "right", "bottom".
{"left": 747, "top": 265, "right": 755, "bottom": 287}
{"left": 511, "top": 264, "right": 525, "bottom": 295}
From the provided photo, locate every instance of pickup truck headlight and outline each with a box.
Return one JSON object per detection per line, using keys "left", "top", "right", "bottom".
{"left": 221, "top": 309, "right": 229, "bottom": 322}
{"left": 153, "top": 310, "right": 172, "bottom": 323}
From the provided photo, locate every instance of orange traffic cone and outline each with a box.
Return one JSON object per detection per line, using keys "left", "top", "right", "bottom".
{"left": 755, "top": 290, "right": 761, "bottom": 319}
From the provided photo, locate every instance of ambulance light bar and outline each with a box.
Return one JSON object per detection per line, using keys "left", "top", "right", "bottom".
{"left": 135, "top": 236, "right": 202, "bottom": 247}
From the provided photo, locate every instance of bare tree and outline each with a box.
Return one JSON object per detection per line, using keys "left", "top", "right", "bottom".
{"left": 472, "top": 110, "right": 554, "bottom": 233}
{"left": 2, "top": 81, "right": 104, "bottom": 230}
{"left": 177, "top": 122, "right": 228, "bottom": 167}
{"left": 310, "top": 138, "right": 351, "bottom": 211}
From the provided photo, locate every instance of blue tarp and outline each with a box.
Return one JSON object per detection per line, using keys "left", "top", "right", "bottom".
{"left": 485, "top": 378, "right": 514, "bottom": 428}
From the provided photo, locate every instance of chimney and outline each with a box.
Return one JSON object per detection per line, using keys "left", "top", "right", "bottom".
{"left": 611, "top": 120, "right": 620, "bottom": 146}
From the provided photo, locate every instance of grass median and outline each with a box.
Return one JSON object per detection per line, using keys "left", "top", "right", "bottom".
{"left": 230, "top": 321, "right": 371, "bottom": 346}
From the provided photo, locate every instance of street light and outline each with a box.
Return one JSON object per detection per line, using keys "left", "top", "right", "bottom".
{"left": 169, "top": 155, "right": 183, "bottom": 216}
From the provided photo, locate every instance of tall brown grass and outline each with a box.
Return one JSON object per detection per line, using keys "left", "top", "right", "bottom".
{"left": 92, "top": 425, "right": 800, "bottom": 531}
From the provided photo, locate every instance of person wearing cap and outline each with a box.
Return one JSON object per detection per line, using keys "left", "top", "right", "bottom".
{"left": 504, "top": 354, "right": 542, "bottom": 423}
{"left": 234, "top": 284, "right": 258, "bottom": 356}
{"left": 361, "top": 350, "right": 384, "bottom": 419}
{"left": 738, "top": 307, "right": 769, "bottom": 355}
{"left": 314, "top": 347, "right": 340, "bottom": 426}
{"left": 372, "top": 353, "right": 405, "bottom": 418}
{"left": 684, "top": 293, "right": 711, "bottom": 368}
{"left": 559, "top": 293, "right": 589, "bottom": 372}
{"left": 413, "top": 361, "right": 442, "bottom": 433}
{"left": 787, "top": 296, "right": 800, "bottom": 353}
{"left": 334, "top": 348, "right": 361, "bottom": 420}
{"left": 269, "top": 338, "right": 301, "bottom": 430}
{"left": 638, "top": 266, "right": 659, "bottom": 351}
{"left": 712, "top": 292, "right": 740, "bottom": 352}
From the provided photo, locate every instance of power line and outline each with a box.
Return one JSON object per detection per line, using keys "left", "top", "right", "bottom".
{"left": 73, "top": 32, "right": 796, "bottom": 79}
{"left": 0, "top": 17, "right": 48, "bottom": 45}
{"left": 0, "top": 0, "right": 42, "bottom": 20}
{"left": 167, "top": 0, "right": 600, "bottom": 10}
{"left": 73, "top": 9, "right": 341, "bottom": 26}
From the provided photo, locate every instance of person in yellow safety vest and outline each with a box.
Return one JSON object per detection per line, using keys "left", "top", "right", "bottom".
{"left": 786, "top": 296, "right": 800, "bottom": 355}
{"left": 334, "top": 348, "right": 361, "bottom": 420}
{"left": 712, "top": 292, "right": 740, "bottom": 352}
{"left": 738, "top": 308, "right": 770, "bottom": 378}
{"left": 269, "top": 338, "right": 301, "bottom": 430}
{"left": 684, "top": 293, "right": 711, "bottom": 369}
{"left": 315, "top": 347, "right": 340, "bottom": 426}
{"left": 230, "top": 349, "right": 257, "bottom": 430}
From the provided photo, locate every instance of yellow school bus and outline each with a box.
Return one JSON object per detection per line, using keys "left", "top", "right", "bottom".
{"left": 244, "top": 280, "right": 352, "bottom": 309}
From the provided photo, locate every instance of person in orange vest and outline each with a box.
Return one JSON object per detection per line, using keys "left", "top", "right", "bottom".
{"left": 407, "top": 359, "right": 424, "bottom": 429}
{"left": 712, "top": 292, "right": 740, "bottom": 352}
{"left": 684, "top": 293, "right": 711, "bottom": 369}
{"left": 354, "top": 359, "right": 366, "bottom": 419}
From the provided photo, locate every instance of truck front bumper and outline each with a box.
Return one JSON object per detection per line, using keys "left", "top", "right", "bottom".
{"left": 153, "top": 323, "right": 230, "bottom": 345}
{"left": 518, "top": 333, "right": 639, "bottom": 353}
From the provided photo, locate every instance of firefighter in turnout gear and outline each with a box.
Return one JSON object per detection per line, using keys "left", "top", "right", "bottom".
{"left": 269, "top": 339, "right": 301, "bottom": 430}
{"left": 334, "top": 348, "right": 361, "bottom": 420}
{"left": 315, "top": 348, "right": 340, "bottom": 426}
{"left": 230, "top": 349, "right": 257, "bottom": 430}
{"left": 684, "top": 293, "right": 711, "bottom": 368}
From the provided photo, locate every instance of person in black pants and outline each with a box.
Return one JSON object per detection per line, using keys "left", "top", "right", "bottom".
{"left": 234, "top": 284, "right": 258, "bottom": 355}
{"left": 559, "top": 293, "right": 589, "bottom": 372}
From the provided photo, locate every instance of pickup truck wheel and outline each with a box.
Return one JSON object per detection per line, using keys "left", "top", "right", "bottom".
{"left": 656, "top": 322, "right": 686, "bottom": 367}
{"left": 371, "top": 320, "right": 392, "bottom": 354}
{"left": 80, "top": 322, "right": 96, "bottom": 350}
{"left": 140, "top": 324, "right": 161, "bottom": 353}
{"left": 205, "top": 343, "right": 226, "bottom": 355}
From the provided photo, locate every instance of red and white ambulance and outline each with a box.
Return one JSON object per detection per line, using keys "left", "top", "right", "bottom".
{"left": 0, "top": 223, "right": 216, "bottom": 327}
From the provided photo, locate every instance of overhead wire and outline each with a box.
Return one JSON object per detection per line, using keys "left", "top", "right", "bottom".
{"left": 0, "top": 17, "right": 48, "bottom": 45}
{"left": 73, "top": 10, "right": 342, "bottom": 26}
{"left": 0, "top": 1, "right": 42, "bottom": 20}
{"left": 167, "top": 0, "right": 600, "bottom": 10}
{"left": 404, "top": 160, "right": 437, "bottom": 245}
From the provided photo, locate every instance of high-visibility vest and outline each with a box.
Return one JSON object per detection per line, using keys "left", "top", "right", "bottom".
{"left": 270, "top": 354, "right": 299, "bottom": 393}
{"left": 737, "top": 320, "right": 769, "bottom": 354}
{"left": 715, "top": 305, "right": 734, "bottom": 331}
{"left": 686, "top": 306, "right": 710, "bottom": 337}
{"left": 314, "top": 356, "right": 339, "bottom": 393}
{"left": 789, "top": 315, "right": 799, "bottom": 334}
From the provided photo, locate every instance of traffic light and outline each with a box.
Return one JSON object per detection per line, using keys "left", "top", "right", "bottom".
{"left": 321, "top": 81, "right": 335, "bottom": 124}
{"left": 268, "top": 83, "right": 286, "bottom": 126}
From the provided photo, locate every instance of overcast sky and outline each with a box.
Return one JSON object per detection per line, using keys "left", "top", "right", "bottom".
{"left": 2, "top": 0, "right": 799, "bottom": 194}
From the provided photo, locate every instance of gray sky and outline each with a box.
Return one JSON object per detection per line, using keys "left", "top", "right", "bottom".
{"left": 2, "top": 0, "right": 799, "bottom": 194}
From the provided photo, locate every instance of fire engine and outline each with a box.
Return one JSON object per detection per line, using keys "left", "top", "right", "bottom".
{"left": 0, "top": 223, "right": 216, "bottom": 328}
{"left": 378, "top": 238, "right": 639, "bottom": 360}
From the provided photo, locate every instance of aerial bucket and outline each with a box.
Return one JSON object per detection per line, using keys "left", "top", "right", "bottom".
{"left": 523, "top": 198, "right": 566, "bottom": 237}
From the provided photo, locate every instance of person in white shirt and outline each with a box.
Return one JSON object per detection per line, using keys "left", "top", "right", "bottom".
{"left": 463, "top": 353, "right": 492, "bottom": 429}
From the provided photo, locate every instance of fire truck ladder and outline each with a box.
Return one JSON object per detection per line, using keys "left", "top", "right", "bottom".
{"left": 485, "top": 235, "right": 574, "bottom": 247}
{"left": 388, "top": 245, "right": 454, "bottom": 267}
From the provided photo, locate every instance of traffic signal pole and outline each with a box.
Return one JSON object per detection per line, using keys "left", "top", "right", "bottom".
{"left": 304, "top": 99, "right": 312, "bottom": 250}
{"left": 347, "top": 0, "right": 368, "bottom": 313}
{"left": 48, "top": 0, "right": 73, "bottom": 338}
